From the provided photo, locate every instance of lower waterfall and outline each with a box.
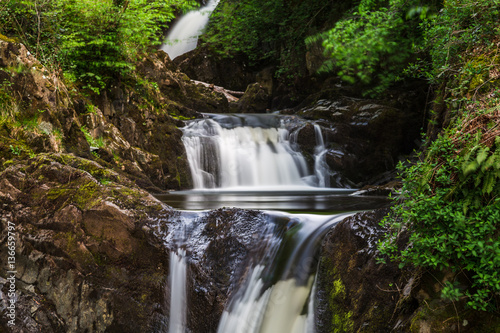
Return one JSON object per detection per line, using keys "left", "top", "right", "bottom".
{"left": 169, "top": 250, "right": 187, "bottom": 333}
{"left": 217, "top": 213, "right": 349, "bottom": 333}
{"left": 159, "top": 210, "right": 352, "bottom": 333}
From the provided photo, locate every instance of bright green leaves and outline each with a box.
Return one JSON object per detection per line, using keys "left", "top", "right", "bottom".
{"left": 0, "top": 0, "right": 197, "bottom": 93}
{"left": 379, "top": 113, "right": 500, "bottom": 312}
{"left": 307, "top": 0, "right": 432, "bottom": 96}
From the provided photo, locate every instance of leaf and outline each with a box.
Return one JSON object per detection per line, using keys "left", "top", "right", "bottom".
{"left": 482, "top": 172, "right": 496, "bottom": 194}
{"left": 463, "top": 160, "right": 479, "bottom": 176}
{"left": 476, "top": 147, "right": 489, "bottom": 165}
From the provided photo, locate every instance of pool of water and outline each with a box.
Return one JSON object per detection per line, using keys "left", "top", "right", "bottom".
{"left": 155, "top": 188, "right": 392, "bottom": 213}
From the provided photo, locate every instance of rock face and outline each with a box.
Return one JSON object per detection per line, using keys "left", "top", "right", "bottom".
{"left": 0, "top": 155, "right": 284, "bottom": 332}
{"left": 0, "top": 154, "right": 171, "bottom": 332}
{"left": 0, "top": 40, "right": 232, "bottom": 192}
{"left": 316, "top": 209, "right": 500, "bottom": 332}
{"left": 292, "top": 95, "right": 423, "bottom": 187}
{"left": 316, "top": 209, "right": 405, "bottom": 332}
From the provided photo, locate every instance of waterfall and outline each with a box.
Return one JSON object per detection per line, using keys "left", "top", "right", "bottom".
{"left": 313, "top": 125, "right": 330, "bottom": 188}
{"left": 169, "top": 250, "right": 187, "bottom": 333}
{"left": 182, "top": 115, "right": 311, "bottom": 189}
{"left": 217, "top": 213, "right": 351, "bottom": 333}
{"left": 161, "top": 0, "right": 220, "bottom": 59}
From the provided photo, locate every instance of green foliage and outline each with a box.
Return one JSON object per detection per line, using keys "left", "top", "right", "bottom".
{"left": 0, "top": 0, "right": 196, "bottom": 92}
{"left": 9, "top": 144, "right": 22, "bottom": 155}
{"left": 441, "top": 281, "right": 464, "bottom": 302}
{"left": 379, "top": 108, "right": 500, "bottom": 312}
{"left": 202, "top": 0, "right": 350, "bottom": 80}
{"left": 419, "top": 0, "right": 500, "bottom": 83}
{"left": 307, "top": 0, "right": 439, "bottom": 96}
{"left": 81, "top": 126, "right": 104, "bottom": 148}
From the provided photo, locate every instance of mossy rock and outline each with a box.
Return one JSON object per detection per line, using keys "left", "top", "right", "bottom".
{"left": 0, "top": 154, "right": 172, "bottom": 332}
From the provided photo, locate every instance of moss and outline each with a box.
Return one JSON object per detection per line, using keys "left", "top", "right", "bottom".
{"left": 329, "top": 278, "right": 354, "bottom": 333}
{"left": 73, "top": 181, "right": 102, "bottom": 210}
{"left": 0, "top": 33, "right": 17, "bottom": 43}
{"left": 64, "top": 232, "right": 95, "bottom": 267}
{"left": 319, "top": 256, "right": 355, "bottom": 333}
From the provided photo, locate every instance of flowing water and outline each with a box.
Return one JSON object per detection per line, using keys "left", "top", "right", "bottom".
{"left": 217, "top": 213, "right": 350, "bottom": 333}
{"left": 161, "top": 0, "right": 220, "bottom": 59}
{"left": 181, "top": 114, "right": 325, "bottom": 189}
{"left": 158, "top": 113, "right": 391, "bottom": 332}
{"left": 169, "top": 250, "right": 187, "bottom": 333}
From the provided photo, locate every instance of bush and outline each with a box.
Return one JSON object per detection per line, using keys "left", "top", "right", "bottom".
{"left": 0, "top": 0, "right": 196, "bottom": 92}
{"left": 306, "top": 0, "right": 440, "bottom": 96}
{"left": 377, "top": 0, "right": 500, "bottom": 312}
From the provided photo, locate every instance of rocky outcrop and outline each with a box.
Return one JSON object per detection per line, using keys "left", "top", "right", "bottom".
{"left": 316, "top": 210, "right": 500, "bottom": 332}
{"left": 291, "top": 93, "right": 424, "bottom": 187}
{"left": 0, "top": 154, "right": 287, "bottom": 332}
{"left": 0, "top": 154, "right": 171, "bottom": 332}
{"left": 230, "top": 82, "right": 271, "bottom": 113}
{"left": 174, "top": 46, "right": 256, "bottom": 92}
{"left": 0, "top": 40, "right": 233, "bottom": 192}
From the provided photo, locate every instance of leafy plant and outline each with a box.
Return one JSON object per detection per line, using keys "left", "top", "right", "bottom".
{"left": 306, "top": 0, "right": 440, "bottom": 96}
{"left": 81, "top": 126, "right": 104, "bottom": 149}
{"left": 379, "top": 106, "right": 500, "bottom": 312}
{"left": 9, "top": 144, "right": 22, "bottom": 155}
{"left": 0, "top": 0, "right": 197, "bottom": 92}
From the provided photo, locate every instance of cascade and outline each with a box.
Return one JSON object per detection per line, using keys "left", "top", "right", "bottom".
{"left": 313, "top": 125, "right": 330, "bottom": 188}
{"left": 153, "top": 209, "right": 353, "bottom": 333}
{"left": 181, "top": 114, "right": 329, "bottom": 189}
{"left": 168, "top": 250, "right": 187, "bottom": 333}
{"left": 161, "top": 0, "right": 220, "bottom": 59}
{"left": 158, "top": 113, "right": 391, "bottom": 332}
{"left": 217, "top": 213, "right": 351, "bottom": 333}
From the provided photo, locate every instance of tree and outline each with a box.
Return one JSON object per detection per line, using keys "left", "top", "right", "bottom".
{"left": 0, "top": 0, "right": 197, "bottom": 92}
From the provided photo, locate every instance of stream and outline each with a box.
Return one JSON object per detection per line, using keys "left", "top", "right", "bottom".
{"left": 156, "top": 113, "right": 390, "bottom": 332}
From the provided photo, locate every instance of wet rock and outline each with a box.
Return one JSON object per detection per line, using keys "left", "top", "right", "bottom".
{"left": 230, "top": 83, "right": 271, "bottom": 113}
{"left": 151, "top": 208, "right": 286, "bottom": 333}
{"left": 294, "top": 96, "right": 422, "bottom": 187}
{"left": 316, "top": 209, "right": 500, "bottom": 332}
{"left": 174, "top": 46, "right": 256, "bottom": 92}
{"left": 316, "top": 209, "right": 406, "bottom": 333}
{"left": 0, "top": 155, "right": 172, "bottom": 332}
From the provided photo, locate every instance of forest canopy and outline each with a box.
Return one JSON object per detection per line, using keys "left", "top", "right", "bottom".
{"left": 0, "top": 0, "right": 197, "bottom": 92}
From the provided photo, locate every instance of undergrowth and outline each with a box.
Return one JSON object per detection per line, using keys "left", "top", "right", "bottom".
{"left": 378, "top": 0, "right": 500, "bottom": 312}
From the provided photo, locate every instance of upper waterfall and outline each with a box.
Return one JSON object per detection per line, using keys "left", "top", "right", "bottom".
{"left": 161, "top": 0, "right": 220, "bottom": 59}
{"left": 181, "top": 114, "right": 330, "bottom": 190}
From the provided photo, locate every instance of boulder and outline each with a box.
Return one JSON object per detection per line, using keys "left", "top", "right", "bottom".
{"left": 230, "top": 83, "right": 271, "bottom": 113}
{"left": 316, "top": 209, "right": 500, "bottom": 332}
{"left": 174, "top": 46, "right": 256, "bottom": 92}
{"left": 293, "top": 96, "right": 423, "bottom": 187}
{"left": 0, "top": 155, "right": 171, "bottom": 332}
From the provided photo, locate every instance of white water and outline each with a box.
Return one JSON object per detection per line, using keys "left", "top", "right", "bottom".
{"left": 182, "top": 118, "right": 310, "bottom": 188}
{"left": 161, "top": 0, "right": 220, "bottom": 59}
{"left": 169, "top": 250, "right": 187, "bottom": 333}
{"left": 313, "top": 125, "right": 330, "bottom": 188}
{"left": 217, "top": 213, "right": 351, "bottom": 333}
{"left": 182, "top": 115, "right": 332, "bottom": 189}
